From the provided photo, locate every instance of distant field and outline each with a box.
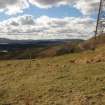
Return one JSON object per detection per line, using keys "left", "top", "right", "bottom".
{"left": 0, "top": 47, "right": 105, "bottom": 105}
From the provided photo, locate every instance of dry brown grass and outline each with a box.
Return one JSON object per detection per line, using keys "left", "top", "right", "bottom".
{"left": 0, "top": 52, "right": 105, "bottom": 105}
{"left": 1, "top": 35, "right": 105, "bottom": 104}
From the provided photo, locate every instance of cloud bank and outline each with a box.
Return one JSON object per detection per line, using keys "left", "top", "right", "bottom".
{"left": 0, "top": 0, "right": 100, "bottom": 40}
{"left": 0, "top": 0, "right": 29, "bottom": 15}
{"left": 0, "top": 15, "right": 95, "bottom": 40}
{"left": 0, "top": 0, "right": 100, "bottom": 15}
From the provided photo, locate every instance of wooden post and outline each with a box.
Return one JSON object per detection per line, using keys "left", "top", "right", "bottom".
{"left": 95, "top": 0, "right": 103, "bottom": 40}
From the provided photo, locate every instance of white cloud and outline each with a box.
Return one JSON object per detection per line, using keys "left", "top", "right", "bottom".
{"left": 0, "top": 0, "right": 100, "bottom": 15}
{"left": 29, "top": 0, "right": 100, "bottom": 15}
{"left": 29, "top": 0, "right": 71, "bottom": 8}
{"left": 74, "top": 0, "right": 100, "bottom": 15}
{"left": 0, "top": 0, "right": 29, "bottom": 15}
{"left": 0, "top": 15, "right": 95, "bottom": 40}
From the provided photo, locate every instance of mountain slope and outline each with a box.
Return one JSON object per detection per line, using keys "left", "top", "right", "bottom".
{"left": 0, "top": 35, "right": 105, "bottom": 104}
{"left": 79, "top": 35, "right": 105, "bottom": 50}
{"left": 0, "top": 49, "right": 105, "bottom": 105}
{"left": 74, "top": 35, "right": 105, "bottom": 63}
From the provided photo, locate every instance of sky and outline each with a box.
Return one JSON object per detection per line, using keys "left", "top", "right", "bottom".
{"left": 0, "top": 0, "right": 100, "bottom": 40}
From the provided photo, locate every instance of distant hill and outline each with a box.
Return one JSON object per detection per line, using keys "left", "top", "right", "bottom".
{"left": 0, "top": 38, "right": 84, "bottom": 59}
{"left": 0, "top": 38, "right": 43, "bottom": 44}
{"left": 2, "top": 34, "right": 105, "bottom": 60}
{"left": 1, "top": 34, "right": 105, "bottom": 60}
{"left": 0, "top": 38, "right": 83, "bottom": 44}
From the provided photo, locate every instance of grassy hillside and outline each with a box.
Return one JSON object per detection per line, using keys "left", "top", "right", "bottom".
{"left": 79, "top": 35, "right": 105, "bottom": 50}
{"left": 0, "top": 35, "right": 105, "bottom": 105}
{"left": 1, "top": 41, "right": 105, "bottom": 105}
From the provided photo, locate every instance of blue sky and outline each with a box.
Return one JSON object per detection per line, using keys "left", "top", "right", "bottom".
{"left": 0, "top": 0, "right": 99, "bottom": 40}
{"left": 0, "top": 5, "right": 83, "bottom": 21}
{"left": 22, "top": 5, "right": 83, "bottom": 18}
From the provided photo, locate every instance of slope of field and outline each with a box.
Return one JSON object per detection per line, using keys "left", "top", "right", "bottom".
{"left": 1, "top": 35, "right": 105, "bottom": 105}
{"left": 80, "top": 35, "right": 105, "bottom": 50}
{"left": 0, "top": 44, "right": 105, "bottom": 105}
